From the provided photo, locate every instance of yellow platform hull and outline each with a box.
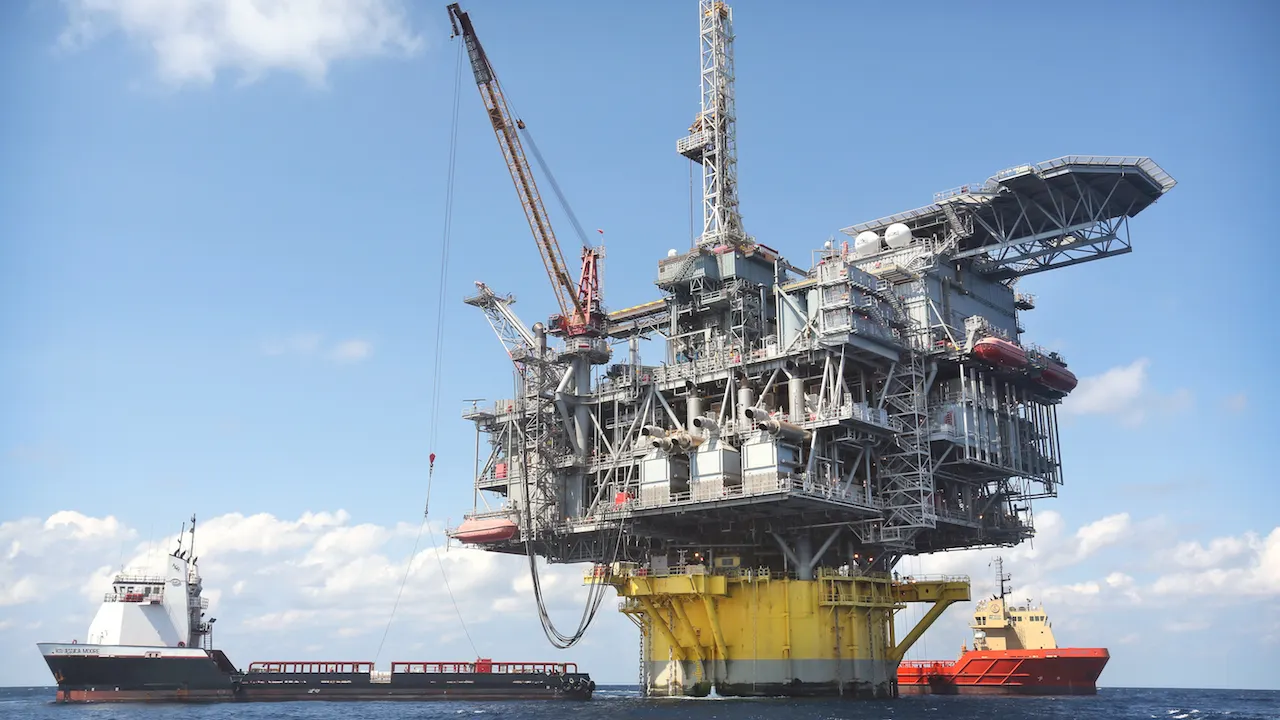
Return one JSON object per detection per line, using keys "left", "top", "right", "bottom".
{"left": 593, "top": 566, "right": 969, "bottom": 697}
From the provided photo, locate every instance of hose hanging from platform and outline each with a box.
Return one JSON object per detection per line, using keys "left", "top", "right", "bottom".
{"left": 374, "top": 40, "right": 478, "bottom": 664}
{"left": 523, "top": 482, "right": 626, "bottom": 648}
{"left": 518, "top": 431, "right": 627, "bottom": 649}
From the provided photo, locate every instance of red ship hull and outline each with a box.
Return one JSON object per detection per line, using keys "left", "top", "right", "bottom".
{"left": 897, "top": 647, "right": 1108, "bottom": 696}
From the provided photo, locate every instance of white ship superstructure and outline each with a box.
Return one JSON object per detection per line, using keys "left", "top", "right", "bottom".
{"left": 39, "top": 516, "right": 216, "bottom": 663}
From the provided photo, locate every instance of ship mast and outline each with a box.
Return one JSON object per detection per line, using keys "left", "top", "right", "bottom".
{"left": 993, "top": 556, "right": 1011, "bottom": 600}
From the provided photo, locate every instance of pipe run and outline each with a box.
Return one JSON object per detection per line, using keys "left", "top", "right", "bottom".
{"left": 744, "top": 407, "right": 811, "bottom": 442}
{"left": 648, "top": 430, "right": 704, "bottom": 453}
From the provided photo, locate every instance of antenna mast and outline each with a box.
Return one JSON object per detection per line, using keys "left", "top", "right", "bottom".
{"left": 993, "top": 556, "right": 1011, "bottom": 600}
{"left": 678, "top": 0, "right": 747, "bottom": 248}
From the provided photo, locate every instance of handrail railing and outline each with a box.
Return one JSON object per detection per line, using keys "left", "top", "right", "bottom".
{"left": 391, "top": 661, "right": 578, "bottom": 674}
{"left": 249, "top": 661, "right": 373, "bottom": 674}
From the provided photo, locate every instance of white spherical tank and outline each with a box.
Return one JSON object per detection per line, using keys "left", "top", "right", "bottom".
{"left": 885, "top": 223, "right": 913, "bottom": 248}
{"left": 853, "top": 231, "right": 881, "bottom": 257}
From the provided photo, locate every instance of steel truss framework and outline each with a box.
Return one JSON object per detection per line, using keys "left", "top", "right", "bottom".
{"left": 459, "top": 153, "right": 1173, "bottom": 575}
{"left": 677, "top": 0, "right": 746, "bottom": 249}
{"left": 842, "top": 156, "right": 1176, "bottom": 281}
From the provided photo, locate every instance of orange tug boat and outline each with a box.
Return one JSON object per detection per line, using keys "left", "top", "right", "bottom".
{"left": 897, "top": 565, "right": 1108, "bottom": 696}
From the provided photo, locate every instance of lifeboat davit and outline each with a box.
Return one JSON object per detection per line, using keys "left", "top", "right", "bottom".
{"left": 971, "top": 337, "right": 1028, "bottom": 369}
{"left": 1039, "top": 362, "right": 1078, "bottom": 393}
{"left": 452, "top": 517, "right": 518, "bottom": 544}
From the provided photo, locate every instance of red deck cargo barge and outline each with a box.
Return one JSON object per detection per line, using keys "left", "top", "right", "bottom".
{"left": 38, "top": 517, "right": 593, "bottom": 703}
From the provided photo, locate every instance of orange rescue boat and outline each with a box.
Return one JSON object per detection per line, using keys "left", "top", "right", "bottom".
{"left": 451, "top": 517, "right": 518, "bottom": 544}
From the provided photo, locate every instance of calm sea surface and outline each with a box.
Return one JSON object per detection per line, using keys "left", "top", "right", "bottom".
{"left": 2, "top": 686, "right": 1277, "bottom": 719}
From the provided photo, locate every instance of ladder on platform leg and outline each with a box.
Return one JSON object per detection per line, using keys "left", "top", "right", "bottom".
{"left": 638, "top": 621, "right": 650, "bottom": 696}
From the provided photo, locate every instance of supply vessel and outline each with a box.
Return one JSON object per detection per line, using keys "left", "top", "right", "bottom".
{"left": 36, "top": 517, "right": 594, "bottom": 703}
{"left": 896, "top": 559, "right": 1108, "bottom": 695}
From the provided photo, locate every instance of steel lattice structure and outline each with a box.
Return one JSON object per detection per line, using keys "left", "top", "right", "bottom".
{"left": 449, "top": 0, "right": 1175, "bottom": 699}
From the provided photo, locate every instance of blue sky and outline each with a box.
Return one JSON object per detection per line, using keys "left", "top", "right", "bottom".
{"left": 2, "top": 0, "right": 1278, "bottom": 690}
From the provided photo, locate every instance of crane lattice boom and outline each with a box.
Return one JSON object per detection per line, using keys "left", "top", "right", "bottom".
{"left": 447, "top": 3, "right": 591, "bottom": 332}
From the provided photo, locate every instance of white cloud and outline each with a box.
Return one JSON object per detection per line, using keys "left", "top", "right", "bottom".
{"left": 1073, "top": 513, "right": 1131, "bottom": 560}
{"left": 262, "top": 334, "right": 373, "bottom": 364}
{"left": 1062, "top": 358, "right": 1192, "bottom": 426}
{"left": 1168, "top": 533, "right": 1262, "bottom": 570}
{"left": 1065, "top": 358, "right": 1148, "bottom": 417}
{"left": 1152, "top": 528, "right": 1280, "bottom": 598}
{"left": 0, "top": 577, "right": 40, "bottom": 607}
{"left": 44, "top": 511, "right": 132, "bottom": 540}
{"left": 330, "top": 339, "right": 373, "bottom": 364}
{"left": 58, "top": 0, "right": 424, "bottom": 87}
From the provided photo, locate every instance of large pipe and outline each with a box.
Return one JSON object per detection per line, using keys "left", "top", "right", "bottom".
{"left": 737, "top": 387, "right": 755, "bottom": 428}
{"left": 647, "top": 428, "right": 704, "bottom": 453}
{"left": 686, "top": 394, "right": 703, "bottom": 435}
{"left": 691, "top": 416, "right": 719, "bottom": 435}
{"left": 574, "top": 356, "right": 591, "bottom": 461}
{"left": 669, "top": 431, "right": 704, "bottom": 452}
{"left": 691, "top": 415, "right": 721, "bottom": 430}
{"left": 788, "top": 376, "right": 805, "bottom": 421}
{"left": 744, "top": 407, "right": 811, "bottom": 442}
{"left": 533, "top": 322, "right": 547, "bottom": 357}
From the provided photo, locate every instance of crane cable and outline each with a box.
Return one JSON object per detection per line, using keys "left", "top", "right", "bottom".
{"left": 519, "top": 123, "right": 590, "bottom": 249}
{"left": 374, "top": 39, "right": 478, "bottom": 664}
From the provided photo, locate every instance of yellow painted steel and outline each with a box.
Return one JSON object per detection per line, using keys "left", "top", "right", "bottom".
{"left": 888, "top": 575, "right": 971, "bottom": 662}
{"left": 588, "top": 564, "right": 971, "bottom": 697}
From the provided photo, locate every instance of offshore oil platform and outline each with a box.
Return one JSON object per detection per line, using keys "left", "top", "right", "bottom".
{"left": 445, "top": 0, "right": 1175, "bottom": 698}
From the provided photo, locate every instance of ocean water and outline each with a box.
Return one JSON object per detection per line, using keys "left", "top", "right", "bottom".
{"left": 2, "top": 686, "right": 1277, "bottom": 719}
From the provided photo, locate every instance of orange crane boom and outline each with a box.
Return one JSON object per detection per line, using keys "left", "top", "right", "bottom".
{"left": 447, "top": 3, "right": 603, "bottom": 336}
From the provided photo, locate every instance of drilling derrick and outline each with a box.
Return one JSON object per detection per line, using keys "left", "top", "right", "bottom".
{"left": 450, "top": 0, "right": 1176, "bottom": 699}
{"left": 678, "top": 0, "right": 746, "bottom": 250}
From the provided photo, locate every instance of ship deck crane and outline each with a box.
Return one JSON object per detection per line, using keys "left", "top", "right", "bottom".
{"left": 446, "top": 3, "right": 605, "bottom": 339}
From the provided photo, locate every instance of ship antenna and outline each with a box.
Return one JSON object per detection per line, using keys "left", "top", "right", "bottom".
{"left": 175, "top": 521, "right": 186, "bottom": 558}
{"left": 992, "top": 555, "right": 1010, "bottom": 600}
{"left": 189, "top": 513, "right": 197, "bottom": 566}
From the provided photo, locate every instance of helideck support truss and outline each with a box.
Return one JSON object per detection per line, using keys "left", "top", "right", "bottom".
{"left": 841, "top": 156, "right": 1176, "bottom": 281}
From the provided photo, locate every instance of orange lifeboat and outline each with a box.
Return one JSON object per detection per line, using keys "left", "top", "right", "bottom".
{"left": 451, "top": 517, "right": 518, "bottom": 544}
{"left": 1039, "top": 362, "right": 1078, "bottom": 393}
{"left": 971, "top": 337, "right": 1028, "bottom": 369}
